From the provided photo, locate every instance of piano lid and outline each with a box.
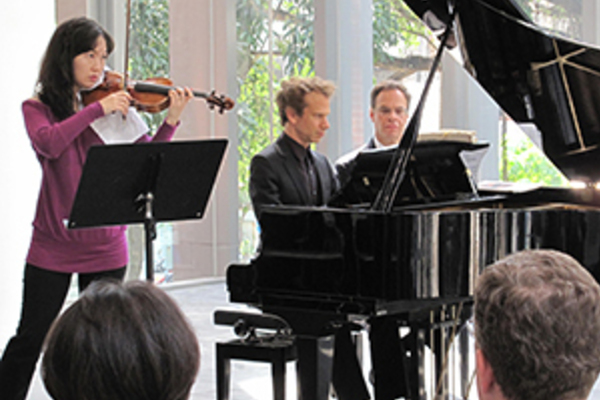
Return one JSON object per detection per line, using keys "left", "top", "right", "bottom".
{"left": 405, "top": 0, "right": 600, "bottom": 182}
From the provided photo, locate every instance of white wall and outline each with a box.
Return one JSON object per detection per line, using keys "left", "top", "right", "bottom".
{"left": 0, "top": 3, "right": 55, "bottom": 348}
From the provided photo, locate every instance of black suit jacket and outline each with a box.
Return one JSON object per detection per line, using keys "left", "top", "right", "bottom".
{"left": 250, "top": 133, "right": 339, "bottom": 222}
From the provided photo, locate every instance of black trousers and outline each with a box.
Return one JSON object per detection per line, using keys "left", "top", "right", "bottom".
{"left": 0, "top": 263, "right": 126, "bottom": 400}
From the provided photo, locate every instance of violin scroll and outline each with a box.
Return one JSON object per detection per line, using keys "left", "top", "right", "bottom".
{"left": 205, "top": 90, "right": 235, "bottom": 114}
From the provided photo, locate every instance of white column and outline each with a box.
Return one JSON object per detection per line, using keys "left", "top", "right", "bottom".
{"left": 88, "top": 0, "right": 127, "bottom": 72}
{"left": 169, "top": 0, "right": 238, "bottom": 278}
{"left": 56, "top": 0, "right": 88, "bottom": 22}
{"left": 314, "top": 0, "right": 374, "bottom": 161}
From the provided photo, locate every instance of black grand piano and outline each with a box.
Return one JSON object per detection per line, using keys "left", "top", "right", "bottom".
{"left": 227, "top": 0, "right": 600, "bottom": 399}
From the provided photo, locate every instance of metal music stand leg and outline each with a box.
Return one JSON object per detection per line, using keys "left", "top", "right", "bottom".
{"left": 141, "top": 191, "right": 156, "bottom": 282}
{"left": 137, "top": 152, "right": 161, "bottom": 283}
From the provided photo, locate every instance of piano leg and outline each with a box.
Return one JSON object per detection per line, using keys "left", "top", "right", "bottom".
{"left": 331, "top": 325, "right": 370, "bottom": 400}
{"left": 404, "top": 304, "right": 474, "bottom": 400}
{"left": 459, "top": 320, "right": 474, "bottom": 399}
{"left": 295, "top": 327, "right": 370, "bottom": 400}
{"left": 410, "top": 326, "right": 427, "bottom": 400}
{"left": 295, "top": 335, "right": 334, "bottom": 400}
{"left": 370, "top": 316, "right": 411, "bottom": 400}
{"left": 370, "top": 311, "right": 456, "bottom": 400}
{"left": 432, "top": 323, "right": 448, "bottom": 399}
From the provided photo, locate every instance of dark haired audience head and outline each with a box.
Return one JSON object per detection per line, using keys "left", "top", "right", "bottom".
{"left": 41, "top": 280, "right": 200, "bottom": 400}
{"left": 474, "top": 249, "right": 600, "bottom": 400}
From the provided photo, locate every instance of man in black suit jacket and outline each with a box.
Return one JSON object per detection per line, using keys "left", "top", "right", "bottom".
{"left": 249, "top": 77, "right": 369, "bottom": 400}
{"left": 335, "top": 80, "right": 411, "bottom": 186}
{"left": 250, "top": 134, "right": 338, "bottom": 220}
{"left": 250, "top": 76, "right": 339, "bottom": 222}
{"left": 334, "top": 80, "right": 413, "bottom": 400}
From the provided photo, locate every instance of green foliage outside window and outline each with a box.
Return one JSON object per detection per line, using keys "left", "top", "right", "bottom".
{"left": 502, "top": 129, "right": 568, "bottom": 186}
{"left": 372, "top": 0, "right": 430, "bottom": 64}
{"left": 236, "top": 0, "right": 317, "bottom": 258}
{"left": 237, "top": 58, "right": 277, "bottom": 225}
{"left": 128, "top": 0, "right": 170, "bottom": 132}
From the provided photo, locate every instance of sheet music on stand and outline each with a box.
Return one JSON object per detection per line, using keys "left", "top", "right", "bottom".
{"left": 68, "top": 139, "right": 228, "bottom": 282}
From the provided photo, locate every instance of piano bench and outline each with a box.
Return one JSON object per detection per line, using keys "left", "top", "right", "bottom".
{"left": 216, "top": 338, "right": 297, "bottom": 400}
{"left": 214, "top": 310, "right": 297, "bottom": 400}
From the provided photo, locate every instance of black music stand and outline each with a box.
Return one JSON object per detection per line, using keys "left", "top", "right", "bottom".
{"left": 67, "top": 139, "right": 227, "bottom": 282}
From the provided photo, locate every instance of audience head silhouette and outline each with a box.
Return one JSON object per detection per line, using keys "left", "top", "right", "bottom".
{"left": 42, "top": 279, "right": 200, "bottom": 400}
{"left": 475, "top": 249, "right": 600, "bottom": 400}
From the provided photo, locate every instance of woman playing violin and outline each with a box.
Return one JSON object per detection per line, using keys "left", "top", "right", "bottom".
{"left": 0, "top": 17, "right": 193, "bottom": 400}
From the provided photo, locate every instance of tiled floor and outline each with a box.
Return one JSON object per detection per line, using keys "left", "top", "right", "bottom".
{"left": 26, "top": 279, "right": 600, "bottom": 400}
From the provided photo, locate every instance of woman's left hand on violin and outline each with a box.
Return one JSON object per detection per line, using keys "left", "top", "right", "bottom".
{"left": 165, "top": 87, "right": 194, "bottom": 126}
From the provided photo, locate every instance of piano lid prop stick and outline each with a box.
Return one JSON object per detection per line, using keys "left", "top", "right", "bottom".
{"left": 372, "top": 7, "right": 457, "bottom": 212}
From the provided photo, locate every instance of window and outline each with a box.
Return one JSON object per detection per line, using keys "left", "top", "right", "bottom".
{"left": 236, "top": 0, "right": 316, "bottom": 260}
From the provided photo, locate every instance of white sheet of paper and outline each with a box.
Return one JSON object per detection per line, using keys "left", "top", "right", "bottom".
{"left": 91, "top": 107, "right": 149, "bottom": 144}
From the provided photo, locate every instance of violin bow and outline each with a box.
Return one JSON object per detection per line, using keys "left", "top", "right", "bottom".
{"left": 123, "top": 0, "right": 132, "bottom": 89}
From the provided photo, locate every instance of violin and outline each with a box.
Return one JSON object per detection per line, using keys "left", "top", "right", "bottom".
{"left": 81, "top": 70, "right": 235, "bottom": 114}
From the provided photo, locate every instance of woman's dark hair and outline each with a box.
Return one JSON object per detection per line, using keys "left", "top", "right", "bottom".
{"left": 37, "top": 17, "right": 114, "bottom": 121}
{"left": 42, "top": 280, "right": 200, "bottom": 400}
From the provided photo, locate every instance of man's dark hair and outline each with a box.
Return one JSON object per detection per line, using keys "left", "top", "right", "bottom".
{"left": 42, "top": 280, "right": 200, "bottom": 400}
{"left": 475, "top": 249, "right": 600, "bottom": 400}
{"left": 369, "top": 80, "right": 411, "bottom": 110}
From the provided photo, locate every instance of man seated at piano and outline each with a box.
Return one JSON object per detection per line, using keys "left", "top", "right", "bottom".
{"left": 474, "top": 249, "right": 600, "bottom": 400}
{"left": 334, "top": 79, "right": 415, "bottom": 400}
{"left": 335, "top": 80, "right": 411, "bottom": 186}
{"left": 249, "top": 76, "right": 339, "bottom": 221}
{"left": 249, "top": 76, "right": 370, "bottom": 400}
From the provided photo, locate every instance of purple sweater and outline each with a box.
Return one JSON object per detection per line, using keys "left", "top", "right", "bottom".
{"left": 23, "top": 100, "right": 177, "bottom": 273}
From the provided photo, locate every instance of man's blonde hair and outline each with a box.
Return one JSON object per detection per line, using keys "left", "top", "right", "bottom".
{"left": 276, "top": 76, "right": 336, "bottom": 126}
